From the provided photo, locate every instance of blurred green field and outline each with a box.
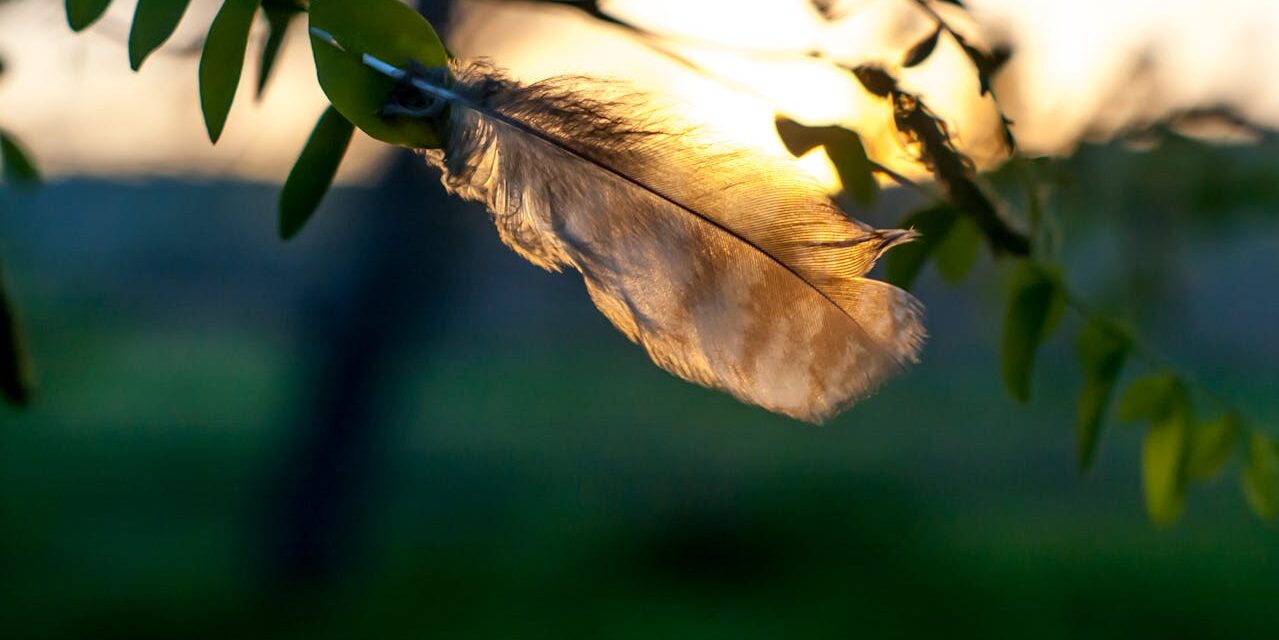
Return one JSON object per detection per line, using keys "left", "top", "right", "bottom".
{"left": 2, "top": 139, "right": 1279, "bottom": 637}
{"left": 4, "top": 307, "right": 1278, "bottom": 638}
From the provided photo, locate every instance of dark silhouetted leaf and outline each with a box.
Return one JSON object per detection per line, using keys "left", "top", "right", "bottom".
{"left": 957, "top": 38, "right": 1015, "bottom": 150}
{"left": 199, "top": 0, "right": 259, "bottom": 143}
{"left": 128, "top": 0, "right": 192, "bottom": 71}
{"left": 258, "top": 0, "right": 305, "bottom": 98}
{"left": 1143, "top": 411, "right": 1188, "bottom": 526}
{"left": 279, "top": 106, "right": 354, "bottom": 239}
{"left": 907, "top": 0, "right": 1014, "bottom": 152}
{"left": 0, "top": 276, "right": 31, "bottom": 406}
{"left": 541, "top": 0, "right": 628, "bottom": 28}
{"left": 883, "top": 204, "right": 958, "bottom": 290}
{"left": 1000, "top": 263, "right": 1063, "bottom": 402}
{"left": 1118, "top": 373, "right": 1182, "bottom": 424}
{"left": 825, "top": 128, "right": 878, "bottom": 205}
{"left": 310, "top": 0, "right": 447, "bottom": 148}
{"left": 932, "top": 216, "right": 980, "bottom": 282}
{"left": 889, "top": 86, "right": 1027, "bottom": 255}
{"left": 774, "top": 116, "right": 824, "bottom": 156}
{"left": 1188, "top": 413, "right": 1241, "bottom": 480}
{"left": 66, "top": 0, "right": 113, "bottom": 31}
{"left": 773, "top": 118, "right": 878, "bottom": 205}
{"left": 850, "top": 65, "right": 896, "bottom": 98}
{"left": 0, "top": 131, "right": 41, "bottom": 186}
{"left": 1076, "top": 321, "right": 1130, "bottom": 471}
{"left": 1242, "top": 432, "right": 1279, "bottom": 520}
{"left": 902, "top": 27, "right": 941, "bottom": 68}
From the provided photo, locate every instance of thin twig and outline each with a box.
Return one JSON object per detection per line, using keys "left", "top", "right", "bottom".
{"left": 1055, "top": 279, "right": 1248, "bottom": 421}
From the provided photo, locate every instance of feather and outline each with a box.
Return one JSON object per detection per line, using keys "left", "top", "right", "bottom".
{"left": 391, "top": 60, "right": 925, "bottom": 422}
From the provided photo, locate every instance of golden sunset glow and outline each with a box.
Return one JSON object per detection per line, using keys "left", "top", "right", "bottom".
{"left": 1, "top": 0, "right": 1278, "bottom": 185}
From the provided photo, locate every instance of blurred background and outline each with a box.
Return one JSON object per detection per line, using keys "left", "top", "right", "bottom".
{"left": 2, "top": 0, "right": 1279, "bottom": 637}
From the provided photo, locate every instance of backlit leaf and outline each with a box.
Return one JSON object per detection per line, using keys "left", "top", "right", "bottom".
{"left": 1242, "top": 432, "right": 1279, "bottom": 520}
{"left": 199, "top": 0, "right": 259, "bottom": 143}
{"left": 1000, "top": 263, "right": 1064, "bottom": 402}
{"left": 309, "top": 0, "right": 447, "bottom": 148}
{"left": 65, "top": 0, "right": 113, "bottom": 31}
{"left": 128, "top": 0, "right": 192, "bottom": 71}
{"left": 279, "top": 106, "right": 354, "bottom": 239}
{"left": 1188, "top": 413, "right": 1241, "bottom": 480}
{"left": 1117, "top": 373, "right": 1182, "bottom": 424}
{"left": 1143, "top": 411, "right": 1189, "bottom": 526}
{"left": 1075, "top": 321, "right": 1129, "bottom": 471}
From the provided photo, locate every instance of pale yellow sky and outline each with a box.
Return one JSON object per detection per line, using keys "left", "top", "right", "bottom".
{"left": 453, "top": 0, "right": 1279, "bottom": 163}
{"left": 0, "top": 0, "right": 390, "bottom": 182}
{"left": 1, "top": 0, "right": 1276, "bottom": 184}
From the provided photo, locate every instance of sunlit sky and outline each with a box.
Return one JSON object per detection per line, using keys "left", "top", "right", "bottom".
{"left": 1, "top": 0, "right": 1277, "bottom": 185}
{"left": 0, "top": 0, "right": 387, "bottom": 182}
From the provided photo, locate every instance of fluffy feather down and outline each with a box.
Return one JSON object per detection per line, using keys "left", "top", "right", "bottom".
{"left": 414, "top": 61, "right": 924, "bottom": 422}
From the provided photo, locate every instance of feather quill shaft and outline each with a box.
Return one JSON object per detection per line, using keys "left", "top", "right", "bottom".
{"left": 370, "top": 54, "right": 925, "bottom": 422}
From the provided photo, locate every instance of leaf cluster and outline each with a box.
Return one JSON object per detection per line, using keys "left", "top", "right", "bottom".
{"left": 64, "top": 0, "right": 446, "bottom": 238}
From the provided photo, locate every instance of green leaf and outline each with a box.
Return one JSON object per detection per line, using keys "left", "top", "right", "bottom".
{"left": 199, "top": 0, "right": 260, "bottom": 143}
{"left": 1143, "top": 411, "right": 1189, "bottom": 526}
{"left": 258, "top": 1, "right": 304, "bottom": 98}
{"left": 882, "top": 204, "right": 958, "bottom": 290}
{"left": 823, "top": 129, "right": 878, "bottom": 206}
{"left": 1187, "top": 413, "right": 1242, "bottom": 480}
{"left": 279, "top": 106, "right": 354, "bottom": 240}
{"left": 128, "top": 0, "right": 192, "bottom": 71}
{"left": 1075, "top": 321, "right": 1129, "bottom": 471}
{"left": 1117, "top": 373, "right": 1182, "bottom": 424}
{"left": 0, "top": 131, "right": 41, "bottom": 187}
{"left": 1000, "top": 263, "right": 1064, "bottom": 402}
{"left": 1242, "top": 432, "right": 1279, "bottom": 521}
{"left": 0, "top": 275, "right": 32, "bottom": 406}
{"left": 309, "top": 0, "right": 447, "bottom": 148}
{"left": 932, "top": 216, "right": 981, "bottom": 283}
{"left": 66, "top": 0, "right": 113, "bottom": 31}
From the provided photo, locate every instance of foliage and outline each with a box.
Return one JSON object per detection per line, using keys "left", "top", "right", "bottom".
{"left": 279, "top": 105, "right": 354, "bottom": 239}
{"left": 309, "top": 0, "right": 447, "bottom": 147}
{"left": 64, "top": 0, "right": 112, "bottom": 32}
{"left": 1076, "top": 320, "right": 1130, "bottom": 470}
{"left": 127, "top": 0, "right": 192, "bottom": 71}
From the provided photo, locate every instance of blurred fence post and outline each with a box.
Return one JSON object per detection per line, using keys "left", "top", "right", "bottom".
{"left": 260, "top": 0, "right": 462, "bottom": 594}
